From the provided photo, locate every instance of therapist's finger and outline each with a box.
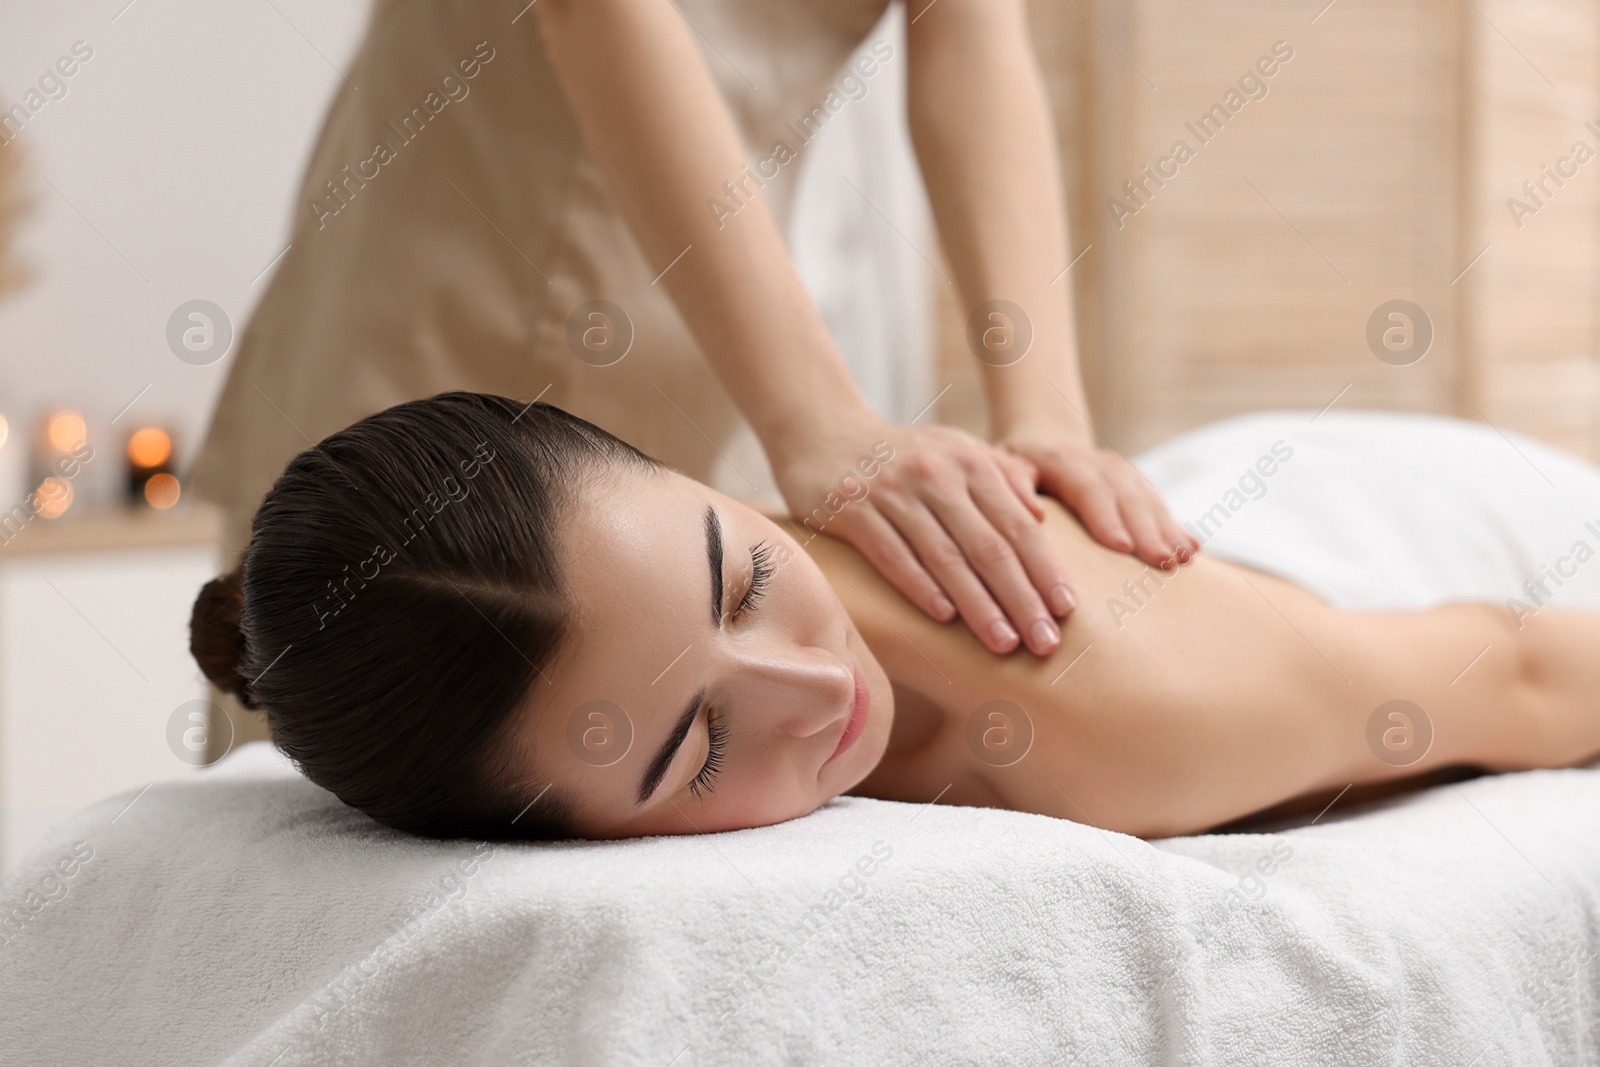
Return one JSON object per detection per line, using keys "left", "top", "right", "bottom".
{"left": 1141, "top": 478, "right": 1201, "bottom": 558}
{"left": 832, "top": 504, "right": 958, "bottom": 623}
{"left": 1161, "top": 508, "right": 1200, "bottom": 560}
{"left": 1107, "top": 467, "right": 1198, "bottom": 570}
{"left": 875, "top": 493, "right": 1026, "bottom": 654}
{"left": 1108, "top": 470, "right": 1178, "bottom": 568}
{"left": 916, "top": 473, "right": 1062, "bottom": 656}
{"left": 1039, "top": 461, "right": 1134, "bottom": 554}
{"left": 1131, "top": 490, "right": 1199, "bottom": 569}
{"left": 966, "top": 466, "right": 1077, "bottom": 621}
{"left": 993, "top": 450, "right": 1043, "bottom": 520}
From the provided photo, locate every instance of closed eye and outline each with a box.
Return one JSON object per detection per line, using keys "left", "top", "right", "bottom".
{"left": 733, "top": 540, "right": 775, "bottom": 620}
{"left": 687, "top": 705, "right": 728, "bottom": 801}
{"left": 686, "top": 539, "right": 773, "bottom": 801}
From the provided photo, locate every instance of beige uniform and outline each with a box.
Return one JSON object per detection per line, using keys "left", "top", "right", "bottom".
{"left": 189, "top": 0, "right": 891, "bottom": 561}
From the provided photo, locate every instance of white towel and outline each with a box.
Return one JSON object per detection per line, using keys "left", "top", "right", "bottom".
{"left": 3, "top": 410, "right": 1598, "bottom": 1066}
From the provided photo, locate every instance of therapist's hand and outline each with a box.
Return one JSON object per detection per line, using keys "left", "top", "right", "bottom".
{"left": 994, "top": 422, "right": 1199, "bottom": 574}
{"left": 771, "top": 413, "right": 1076, "bottom": 656}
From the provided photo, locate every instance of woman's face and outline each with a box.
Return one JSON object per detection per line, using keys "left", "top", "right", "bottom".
{"left": 513, "top": 467, "right": 895, "bottom": 839}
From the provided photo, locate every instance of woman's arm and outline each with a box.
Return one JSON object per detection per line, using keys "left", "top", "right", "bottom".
{"left": 904, "top": 0, "right": 1199, "bottom": 568}
{"left": 530, "top": 0, "right": 1082, "bottom": 657}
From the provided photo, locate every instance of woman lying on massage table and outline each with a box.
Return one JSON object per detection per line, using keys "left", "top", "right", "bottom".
{"left": 190, "top": 391, "right": 1600, "bottom": 841}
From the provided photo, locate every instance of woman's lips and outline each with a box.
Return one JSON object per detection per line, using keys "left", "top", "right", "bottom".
{"left": 826, "top": 663, "right": 870, "bottom": 764}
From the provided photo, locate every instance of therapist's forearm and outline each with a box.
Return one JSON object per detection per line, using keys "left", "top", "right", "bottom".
{"left": 531, "top": 0, "right": 869, "bottom": 451}
{"left": 906, "top": 0, "right": 1092, "bottom": 444}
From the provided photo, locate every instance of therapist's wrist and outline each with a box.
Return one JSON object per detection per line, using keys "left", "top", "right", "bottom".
{"left": 988, "top": 393, "right": 1093, "bottom": 447}
{"left": 758, "top": 392, "right": 878, "bottom": 460}
{"left": 981, "top": 344, "right": 1093, "bottom": 440}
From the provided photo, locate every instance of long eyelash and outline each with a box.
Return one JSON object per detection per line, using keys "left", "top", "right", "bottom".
{"left": 733, "top": 540, "right": 776, "bottom": 618}
{"left": 687, "top": 707, "right": 728, "bottom": 801}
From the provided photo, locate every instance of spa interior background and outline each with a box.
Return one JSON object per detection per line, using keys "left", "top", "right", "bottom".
{"left": 1, "top": 0, "right": 1597, "bottom": 876}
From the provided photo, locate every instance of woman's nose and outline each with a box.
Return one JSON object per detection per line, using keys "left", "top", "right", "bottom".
{"left": 733, "top": 648, "right": 854, "bottom": 740}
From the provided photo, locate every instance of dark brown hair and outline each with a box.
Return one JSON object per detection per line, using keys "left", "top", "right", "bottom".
{"left": 189, "top": 391, "right": 661, "bottom": 839}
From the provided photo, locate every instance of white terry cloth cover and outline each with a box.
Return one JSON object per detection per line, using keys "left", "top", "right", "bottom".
{"left": 3, "top": 410, "right": 1600, "bottom": 1066}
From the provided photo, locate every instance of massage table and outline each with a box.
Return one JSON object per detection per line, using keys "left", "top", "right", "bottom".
{"left": 3, "top": 409, "right": 1598, "bottom": 1065}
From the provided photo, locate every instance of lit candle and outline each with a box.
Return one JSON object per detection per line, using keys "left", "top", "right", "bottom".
{"left": 31, "top": 409, "right": 90, "bottom": 520}
{"left": 126, "top": 425, "right": 180, "bottom": 509}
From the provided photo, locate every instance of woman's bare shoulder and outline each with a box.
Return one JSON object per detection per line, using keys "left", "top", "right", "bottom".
{"left": 751, "top": 500, "right": 1080, "bottom": 707}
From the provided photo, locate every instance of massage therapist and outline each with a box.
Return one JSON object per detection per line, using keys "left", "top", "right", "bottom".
{"left": 188, "top": 0, "right": 1197, "bottom": 659}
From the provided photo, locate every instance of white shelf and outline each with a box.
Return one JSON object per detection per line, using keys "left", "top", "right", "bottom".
{"left": 0, "top": 503, "right": 224, "bottom": 878}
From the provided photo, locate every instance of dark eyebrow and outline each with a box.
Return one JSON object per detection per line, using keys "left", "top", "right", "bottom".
{"left": 637, "top": 690, "right": 703, "bottom": 805}
{"left": 705, "top": 503, "right": 723, "bottom": 626}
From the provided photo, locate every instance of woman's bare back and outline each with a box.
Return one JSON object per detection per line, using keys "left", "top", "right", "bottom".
{"left": 775, "top": 497, "right": 1600, "bottom": 836}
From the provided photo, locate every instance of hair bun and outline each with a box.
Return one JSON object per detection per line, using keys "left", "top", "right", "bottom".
{"left": 190, "top": 567, "right": 257, "bottom": 709}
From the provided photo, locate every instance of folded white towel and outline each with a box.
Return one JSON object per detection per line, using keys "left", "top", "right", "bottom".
{"left": 1136, "top": 408, "right": 1600, "bottom": 612}
{"left": 2, "top": 410, "right": 1597, "bottom": 1066}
